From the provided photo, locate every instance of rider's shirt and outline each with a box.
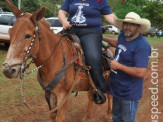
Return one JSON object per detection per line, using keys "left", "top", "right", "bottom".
{"left": 60, "top": 0, "right": 112, "bottom": 31}
{"left": 109, "top": 33, "right": 151, "bottom": 101}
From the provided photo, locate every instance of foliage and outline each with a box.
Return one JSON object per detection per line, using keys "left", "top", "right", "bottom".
{"left": 105, "top": 0, "right": 163, "bottom": 29}
{"left": 143, "top": 2, "right": 163, "bottom": 29}
{"left": 113, "top": 0, "right": 147, "bottom": 19}
{"left": 0, "top": 0, "right": 10, "bottom": 11}
{"left": 21, "top": 0, "right": 40, "bottom": 13}
{"left": 103, "top": 0, "right": 147, "bottom": 25}
{"left": 107, "top": 0, "right": 119, "bottom": 11}
{"left": 39, "top": 0, "right": 56, "bottom": 17}
{"left": 39, "top": 0, "right": 64, "bottom": 16}
{"left": 0, "top": 0, "right": 162, "bottom": 28}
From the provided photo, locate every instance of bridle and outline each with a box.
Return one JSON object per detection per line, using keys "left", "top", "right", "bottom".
{"left": 2, "top": 19, "right": 41, "bottom": 75}
{"left": 19, "top": 23, "right": 42, "bottom": 78}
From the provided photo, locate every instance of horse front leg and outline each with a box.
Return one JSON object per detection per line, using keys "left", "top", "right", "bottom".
{"left": 50, "top": 94, "right": 57, "bottom": 120}
{"left": 82, "top": 91, "right": 94, "bottom": 121}
{"left": 50, "top": 92, "right": 67, "bottom": 122}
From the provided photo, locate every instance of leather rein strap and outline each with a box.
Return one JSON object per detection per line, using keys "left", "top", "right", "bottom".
{"left": 38, "top": 57, "right": 79, "bottom": 110}
{"left": 38, "top": 36, "right": 79, "bottom": 111}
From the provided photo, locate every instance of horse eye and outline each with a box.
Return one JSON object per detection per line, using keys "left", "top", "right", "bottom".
{"left": 25, "top": 34, "right": 31, "bottom": 40}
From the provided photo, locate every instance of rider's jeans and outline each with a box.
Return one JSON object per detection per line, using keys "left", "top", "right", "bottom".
{"left": 112, "top": 97, "right": 139, "bottom": 122}
{"left": 73, "top": 28, "right": 107, "bottom": 93}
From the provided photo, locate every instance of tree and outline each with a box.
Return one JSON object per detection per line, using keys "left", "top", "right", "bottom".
{"left": 114, "top": 0, "right": 147, "bottom": 19}
{"left": 0, "top": 0, "right": 40, "bottom": 13}
{"left": 143, "top": 2, "right": 163, "bottom": 29}
{"left": 102, "top": 0, "right": 147, "bottom": 25}
{"left": 21, "top": 0, "right": 40, "bottom": 13}
{"left": 0, "top": 0, "right": 10, "bottom": 11}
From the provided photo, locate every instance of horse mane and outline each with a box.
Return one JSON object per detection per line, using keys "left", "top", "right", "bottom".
{"left": 40, "top": 18, "right": 51, "bottom": 29}
{"left": 18, "top": 12, "right": 51, "bottom": 30}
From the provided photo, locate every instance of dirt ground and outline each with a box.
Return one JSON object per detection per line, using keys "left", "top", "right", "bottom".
{"left": 0, "top": 44, "right": 163, "bottom": 122}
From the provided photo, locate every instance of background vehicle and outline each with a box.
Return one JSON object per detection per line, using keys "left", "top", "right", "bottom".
{"left": 142, "top": 27, "right": 157, "bottom": 37}
{"left": 102, "top": 25, "right": 120, "bottom": 34}
{"left": 0, "top": 13, "right": 16, "bottom": 46}
{"left": 46, "top": 17, "right": 63, "bottom": 34}
{"left": 0, "top": 16, "right": 63, "bottom": 47}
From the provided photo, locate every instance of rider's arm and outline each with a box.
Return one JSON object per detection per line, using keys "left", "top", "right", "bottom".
{"left": 103, "top": 36, "right": 117, "bottom": 47}
{"left": 103, "top": 13, "right": 115, "bottom": 25}
{"left": 58, "top": 10, "right": 71, "bottom": 29}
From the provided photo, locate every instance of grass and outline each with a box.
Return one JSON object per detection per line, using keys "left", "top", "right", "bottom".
{"left": 0, "top": 43, "right": 43, "bottom": 121}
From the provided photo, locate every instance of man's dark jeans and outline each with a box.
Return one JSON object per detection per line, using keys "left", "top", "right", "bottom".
{"left": 112, "top": 97, "right": 139, "bottom": 122}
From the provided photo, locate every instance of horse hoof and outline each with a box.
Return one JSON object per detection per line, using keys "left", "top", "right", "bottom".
{"left": 51, "top": 113, "right": 57, "bottom": 119}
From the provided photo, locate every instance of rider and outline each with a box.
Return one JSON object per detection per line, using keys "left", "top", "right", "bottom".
{"left": 58, "top": 0, "right": 115, "bottom": 104}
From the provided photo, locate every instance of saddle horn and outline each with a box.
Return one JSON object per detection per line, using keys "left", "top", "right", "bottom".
{"left": 5, "top": 0, "right": 23, "bottom": 18}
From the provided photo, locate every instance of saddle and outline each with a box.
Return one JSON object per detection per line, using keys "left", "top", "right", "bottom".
{"left": 60, "top": 29, "right": 114, "bottom": 71}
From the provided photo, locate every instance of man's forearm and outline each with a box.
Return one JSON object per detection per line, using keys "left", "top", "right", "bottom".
{"left": 110, "top": 60, "right": 147, "bottom": 78}
{"left": 118, "top": 64, "right": 147, "bottom": 78}
{"left": 103, "top": 37, "right": 117, "bottom": 47}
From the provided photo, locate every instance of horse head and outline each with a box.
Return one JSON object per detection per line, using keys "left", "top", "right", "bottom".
{"left": 2, "top": 0, "right": 46, "bottom": 78}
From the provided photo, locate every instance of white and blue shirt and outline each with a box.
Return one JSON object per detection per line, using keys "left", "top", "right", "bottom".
{"left": 60, "top": 0, "right": 112, "bottom": 31}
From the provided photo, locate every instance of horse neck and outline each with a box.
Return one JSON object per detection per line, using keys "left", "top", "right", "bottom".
{"left": 34, "top": 23, "right": 64, "bottom": 81}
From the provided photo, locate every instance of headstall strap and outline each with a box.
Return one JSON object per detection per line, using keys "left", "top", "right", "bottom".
{"left": 36, "top": 23, "right": 42, "bottom": 41}
{"left": 20, "top": 23, "right": 41, "bottom": 75}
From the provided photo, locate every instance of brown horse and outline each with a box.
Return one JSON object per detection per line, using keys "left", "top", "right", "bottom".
{"left": 2, "top": 0, "right": 113, "bottom": 121}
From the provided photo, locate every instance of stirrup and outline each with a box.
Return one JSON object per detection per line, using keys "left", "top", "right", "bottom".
{"left": 90, "top": 88, "right": 106, "bottom": 104}
{"left": 96, "top": 89, "right": 106, "bottom": 103}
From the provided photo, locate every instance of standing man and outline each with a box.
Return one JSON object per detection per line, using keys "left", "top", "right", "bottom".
{"left": 158, "top": 30, "right": 162, "bottom": 38}
{"left": 103, "top": 12, "right": 151, "bottom": 122}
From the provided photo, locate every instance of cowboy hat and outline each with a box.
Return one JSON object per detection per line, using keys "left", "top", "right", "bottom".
{"left": 114, "top": 12, "right": 151, "bottom": 33}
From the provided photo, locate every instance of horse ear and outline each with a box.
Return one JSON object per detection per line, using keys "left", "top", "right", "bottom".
{"left": 31, "top": 7, "right": 46, "bottom": 26}
{"left": 5, "top": 0, "right": 23, "bottom": 18}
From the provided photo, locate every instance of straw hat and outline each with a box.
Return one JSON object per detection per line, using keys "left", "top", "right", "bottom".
{"left": 114, "top": 12, "right": 151, "bottom": 33}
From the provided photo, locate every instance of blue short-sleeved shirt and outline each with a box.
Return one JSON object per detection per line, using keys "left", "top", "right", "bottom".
{"left": 60, "top": 0, "right": 112, "bottom": 30}
{"left": 109, "top": 33, "right": 151, "bottom": 101}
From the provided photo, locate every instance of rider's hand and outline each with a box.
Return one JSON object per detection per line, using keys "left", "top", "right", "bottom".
{"left": 62, "top": 20, "right": 72, "bottom": 30}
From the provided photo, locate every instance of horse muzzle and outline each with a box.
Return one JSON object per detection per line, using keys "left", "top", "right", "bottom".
{"left": 2, "top": 63, "right": 20, "bottom": 79}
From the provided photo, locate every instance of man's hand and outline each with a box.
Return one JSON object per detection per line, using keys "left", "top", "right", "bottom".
{"left": 110, "top": 60, "right": 121, "bottom": 70}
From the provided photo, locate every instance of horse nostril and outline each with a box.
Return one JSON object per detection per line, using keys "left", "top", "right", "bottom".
{"left": 11, "top": 69, "right": 16, "bottom": 75}
{"left": 2, "top": 63, "right": 18, "bottom": 78}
